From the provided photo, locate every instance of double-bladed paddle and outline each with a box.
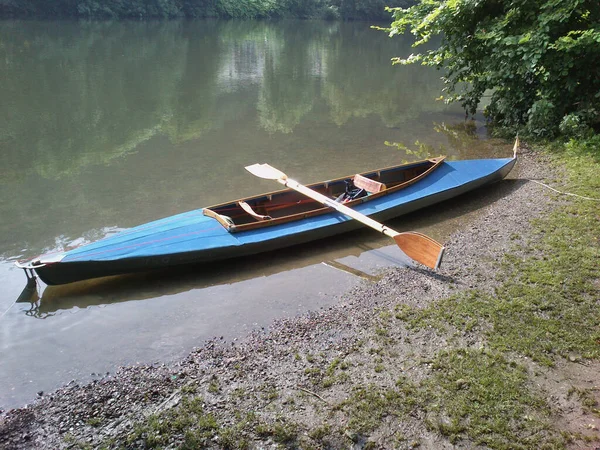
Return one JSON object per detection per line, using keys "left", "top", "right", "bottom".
{"left": 245, "top": 163, "right": 445, "bottom": 270}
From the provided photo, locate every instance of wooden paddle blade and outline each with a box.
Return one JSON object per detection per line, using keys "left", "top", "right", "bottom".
{"left": 245, "top": 163, "right": 287, "bottom": 181}
{"left": 394, "top": 232, "right": 445, "bottom": 270}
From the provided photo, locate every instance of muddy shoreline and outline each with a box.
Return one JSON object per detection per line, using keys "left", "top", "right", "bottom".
{"left": 1, "top": 149, "right": 584, "bottom": 449}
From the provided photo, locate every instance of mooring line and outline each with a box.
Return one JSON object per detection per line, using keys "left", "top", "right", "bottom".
{"left": 529, "top": 179, "right": 600, "bottom": 201}
{"left": 0, "top": 299, "right": 17, "bottom": 320}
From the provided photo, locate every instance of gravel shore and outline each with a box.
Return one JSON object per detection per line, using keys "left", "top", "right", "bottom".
{"left": 1, "top": 148, "right": 576, "bottom": 449}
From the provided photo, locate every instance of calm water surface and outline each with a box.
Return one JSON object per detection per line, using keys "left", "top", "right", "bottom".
{"left": 0, "top": 19, "right": 513, "bottom": 408}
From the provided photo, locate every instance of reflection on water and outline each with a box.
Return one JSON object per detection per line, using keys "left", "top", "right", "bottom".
{"left": 0, "top": 19, "right": 475, "bottom": 262}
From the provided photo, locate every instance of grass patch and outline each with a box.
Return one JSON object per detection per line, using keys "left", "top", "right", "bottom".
{"left": 208, "top": 375, "right": 220, "bottom": 394}
{"left": 337, "top": 379, "right": 420, "bottom": 435}
{"left": 325, "top": 357, "right": 348, "bottom": 377}
{"left": 488, "top": 140, "right": 600, "bottom": 363}
{"left": 387, "top": 138, "right": 600, "bottom": 446}
{"left": 421, "top": 348, "right": 559, "bottom": 448}
{"left": 261, "top": 384, "right": 279, "bottom": 402}
{"left": 86, "top": 417, "right": 102, "bottom": 427}
{"left": 126, "top": 397, "right": 219, "bottom": 449}
{"left": 393, "top": 140, "right": 600, "bottom": 366}
{"left": 255, "top": 416, "right": 300, "bottom": 445}
{"left": 568, "top": 386, "right": 600, "bottom": 417}
{"left": 217, "top": 411, "right": 258, "bottom": 449}
{"left": 308, "top": 422, "right": 331, "bottom": 441}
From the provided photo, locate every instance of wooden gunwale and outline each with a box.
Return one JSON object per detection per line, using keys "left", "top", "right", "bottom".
{"left": 203, "top": 156, "right": 446, "bottom": 233}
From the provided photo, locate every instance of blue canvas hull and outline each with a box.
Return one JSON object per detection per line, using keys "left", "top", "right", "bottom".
{"left": 29, "top": 156, "right": 516, "bottom": 285}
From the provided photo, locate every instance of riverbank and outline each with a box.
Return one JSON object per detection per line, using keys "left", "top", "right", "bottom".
{"left": 1, "top": 142, "right": 599, "bottom": 449}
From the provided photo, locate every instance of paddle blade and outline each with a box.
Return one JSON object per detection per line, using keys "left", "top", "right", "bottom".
{"left": 394, "top": 232, "right": 445, "bottom": 270}
{"left": 245, "top": 163, "right": 287, "bottom": 181}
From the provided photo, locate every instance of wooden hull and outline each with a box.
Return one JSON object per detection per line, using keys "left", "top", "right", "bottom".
{"left": 28, "top": 156, "right": 516, "bottom": 285}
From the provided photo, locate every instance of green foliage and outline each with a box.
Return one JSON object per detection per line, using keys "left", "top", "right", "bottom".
{"left": 336, "top": 0, "right": 414, "bottom": 22}
{"left": 76, "top": 0, "right": 185, "bottom": 18}
{"left": 280, "top": 0, "right": 330, "bottom": 19}
{"left": 381, "top": 0, "right": 600, "bottom": 136}
{"left": 0, "top": 0, "right": 416, "bottom": 19}
{"left": 216, "top": 0, "right": 281, "bottom": 19}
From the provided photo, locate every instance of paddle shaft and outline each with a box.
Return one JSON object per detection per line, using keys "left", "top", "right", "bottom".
{"left": 279, "top": 178, "right": 401, "bottom": 238}
{"left": 244, "top": 162, "right": 444, "bottom": 269}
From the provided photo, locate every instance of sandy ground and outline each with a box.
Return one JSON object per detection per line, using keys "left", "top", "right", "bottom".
{"left": 1, "top": 148, "right": 598, "bottom": 449}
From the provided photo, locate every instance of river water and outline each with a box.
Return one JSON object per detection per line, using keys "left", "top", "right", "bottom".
{"left": 0, "top": 19, "right": 513, "bottom": 409}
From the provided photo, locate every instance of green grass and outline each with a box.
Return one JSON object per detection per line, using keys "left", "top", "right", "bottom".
{"left": 421, "top": 348, "right": 555, "bottom": 448}
{"left": 86, "top": 417, "right": 102, "bottom": 427}
{"left": 392, "top": 139, "right": 600, "bottom": 367}
{"left": 389, "top": 138, "right": 598, "bottom": 446}
{"left": 336, "top": 379, "right": 421, "bottom": 435}
{"left": 255, "top": 416, "right": 299, "bottom": 445}
{"left": 126, "top": 397, "right": 219, "bottom": 449}
{"left": 208, "top": 376, "right": 220, "bottom": 394}
{"left": 568, "top": 386, "right": 600, "bottom": 417}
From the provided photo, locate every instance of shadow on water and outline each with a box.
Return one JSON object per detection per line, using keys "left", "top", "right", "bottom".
{"left": 16, "top": 177, "right": 527, "bottom": 317}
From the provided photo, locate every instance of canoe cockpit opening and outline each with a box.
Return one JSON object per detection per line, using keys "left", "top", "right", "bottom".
{"left": 203, "top": 157, "right": 445, "bottom": 232}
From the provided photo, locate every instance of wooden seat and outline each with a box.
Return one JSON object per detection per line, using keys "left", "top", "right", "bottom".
{"left": 238, "top": 201, "right": 272, "bottom": 221}
{"left": 202, "top": 208, "right": 235, "bottom": 229}
{"left": 353, "top": 173, "right": 386, "bottom": 193}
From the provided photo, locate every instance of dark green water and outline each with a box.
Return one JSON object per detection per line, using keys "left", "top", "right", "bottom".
{"left": 0, "top": 19, "right": 473, "bottom": 259}
{"left": 0, "top": 19, "right": 510, "bottom": 409}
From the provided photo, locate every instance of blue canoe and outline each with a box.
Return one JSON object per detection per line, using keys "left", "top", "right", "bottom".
{"left": 18, "top": 146, "right": 517, "bottom": 285}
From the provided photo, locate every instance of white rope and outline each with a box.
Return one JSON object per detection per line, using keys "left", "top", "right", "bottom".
{"left": 529, "top": 179, "right": 600, "bottom": 202}
{"left": 0, "top": 299, "right": 17, "bottom": 320}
